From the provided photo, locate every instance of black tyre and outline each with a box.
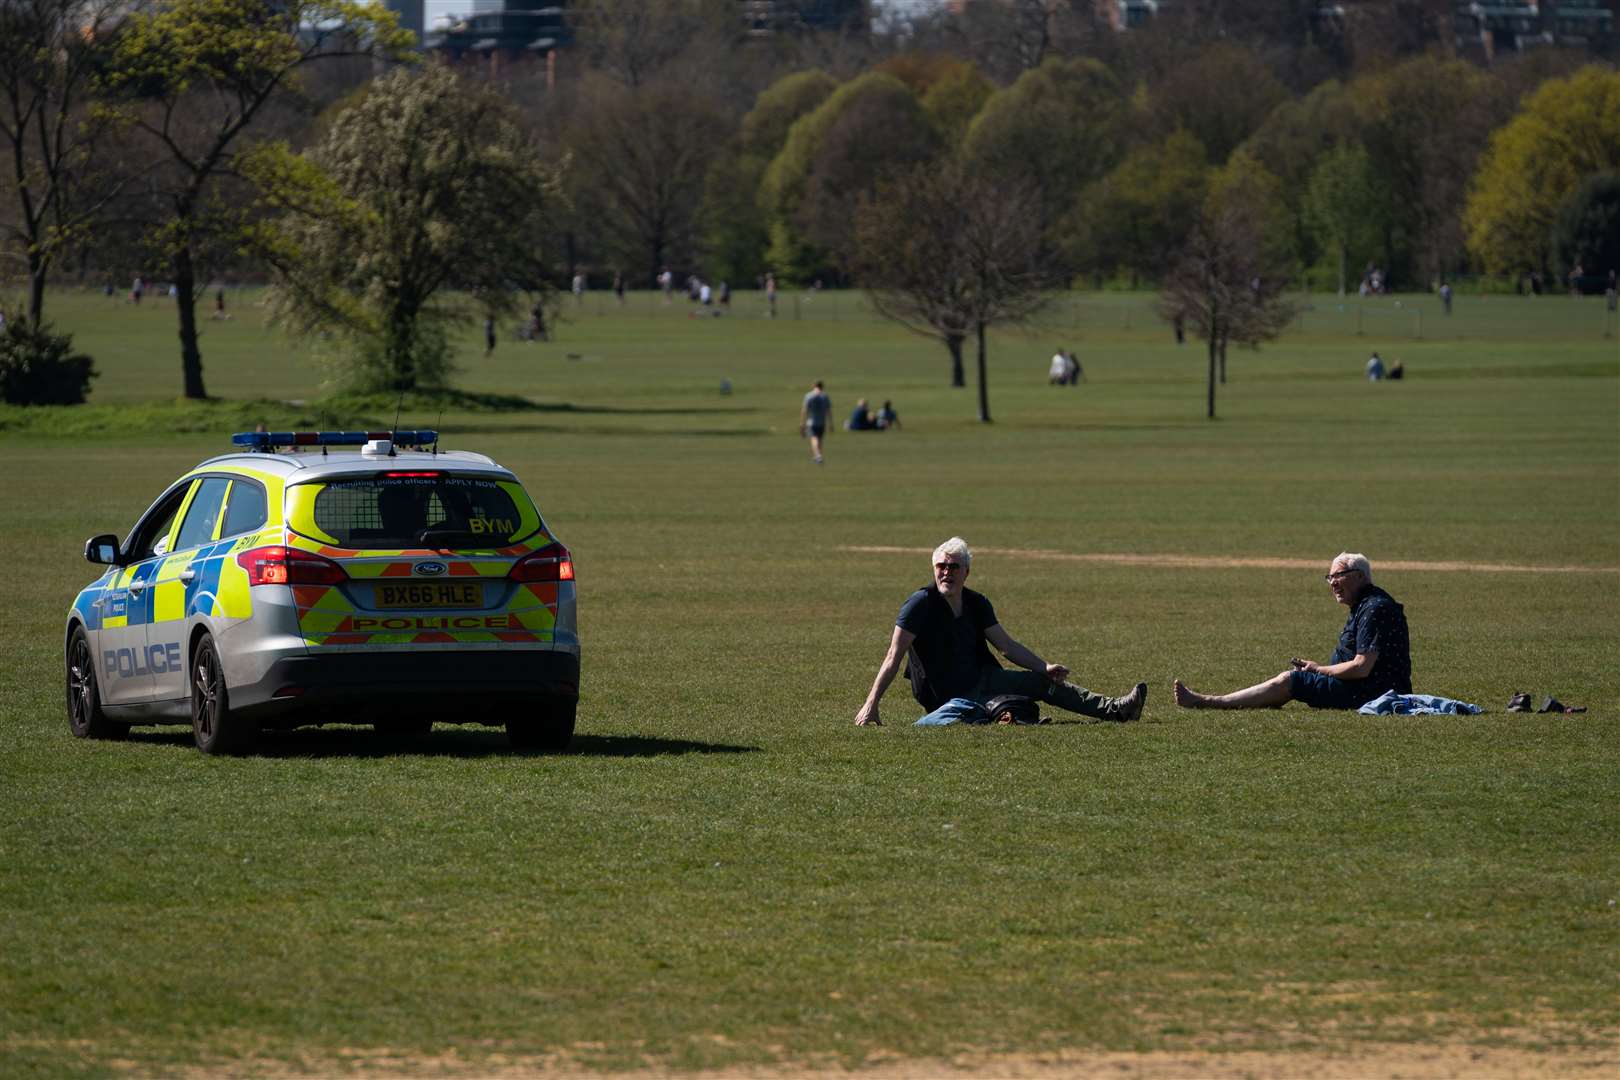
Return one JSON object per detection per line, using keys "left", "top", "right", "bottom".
{"left": 191, "top": 634, "right": 256, "bottom": 755}
{"left": 66, "top": 626, "right": 129, "bottom": 740}
{"left": 506, "top": 699, "right": 576, "bottom": 751}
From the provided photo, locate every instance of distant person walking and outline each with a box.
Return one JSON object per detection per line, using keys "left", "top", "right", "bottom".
{"left": 571, "top": 272, "right": 585, "bottom": 306}
{"left": 765, "top": 273, "right": 778, "bottom": 319}
{"left": 613, "top": 271, "right": 625, "bottom": 306}
{"left": 212, "top": 288, "right": 229, "bottom": 321}
{"left": 1439, "top": 281, "right": 1452, "bottom": 315}
{"left": 484, "top": 315, "right": 497, "bottom": 357}
{"left": 800, "top": 379, "right": 831, "bottom": 465}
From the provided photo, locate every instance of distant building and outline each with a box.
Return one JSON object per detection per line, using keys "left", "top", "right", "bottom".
{"left": 422, "top": 1, "right": 568, "bottom": 70}
{"left": 1455, "top": 1, "right": 1616, "bottom": 59}
{"left": 384, "top": 0, "right": 425, "bottom": 42}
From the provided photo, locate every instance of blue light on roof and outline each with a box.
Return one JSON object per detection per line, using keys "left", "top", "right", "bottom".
{"left": 232, "top": 430, "right": 439, "bottom": 451}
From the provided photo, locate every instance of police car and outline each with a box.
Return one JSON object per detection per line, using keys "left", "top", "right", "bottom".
{"left": 64, "top": 431, "right": 579, "bottom": 754}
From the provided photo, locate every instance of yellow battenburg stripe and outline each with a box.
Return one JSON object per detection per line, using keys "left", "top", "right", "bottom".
{"left": 102, "top": 615, "right": 128, "bottom": 629}
{"left": 215, "top": 559, "right": 252, "bottom": 619}
{"left": 153, "top": 580, "right": 186, "bottom": 623}
{"left": 283, "top": 486, "right": 340, "bottom": 546}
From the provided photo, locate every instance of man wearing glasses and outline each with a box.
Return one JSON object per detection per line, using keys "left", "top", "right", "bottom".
{"left": 1172, "top": 552, "right": 1411, "bottom": 710}
{"left": 854, "top": 537, "right": 1147, "bottom": 726}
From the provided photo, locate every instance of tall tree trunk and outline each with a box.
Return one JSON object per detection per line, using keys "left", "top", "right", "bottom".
{"left": 975, "top": 319, "right": 991, "bottom": 423}
{"left": 946, "top": 333, "right": 965, "bottom": 387}
{"left": 27, "top": 251, "right": 46, "bottom": 328}
{"left": 1207, "top": 335, "right": 1217, "bottom": 420}
{"left": 175, "top": 245, "right": 206, "bottom": 399}
{"left": 1219, "top": 335, "right": 1227, "bottom": 385}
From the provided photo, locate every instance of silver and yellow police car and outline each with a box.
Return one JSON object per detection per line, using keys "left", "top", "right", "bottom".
{"left": 64, "top": 431, "right": 579, "bottom": 754}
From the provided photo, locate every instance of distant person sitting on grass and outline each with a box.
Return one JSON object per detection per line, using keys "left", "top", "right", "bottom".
{"left": 854, "top": 537, "right": 1147, "bottom": 727}
{"left": 846, "top": 399, "right": 875, "bottom": 430}
{"left": 875, "top": 400, "right": 899, "bottom": 429}
{"left": 1173, "top": 552, "right": 1411, "bottom": 712}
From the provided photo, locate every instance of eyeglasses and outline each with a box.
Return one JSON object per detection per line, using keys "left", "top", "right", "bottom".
{"left": 1324, "top": 569, "right": 1360, "bottom": 582}
{"left": 935, "top": 562, "right": 965, "bottom": 574}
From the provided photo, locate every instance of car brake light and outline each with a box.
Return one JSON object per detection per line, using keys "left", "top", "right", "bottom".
{"left": 382, "top": 471, "right": 443, "bottom": 479}
{"left": 236, "top": 545, "right": 347, "bottom": 587}
{"left": 509, "top": 543, "right": 574, "bottom": 583}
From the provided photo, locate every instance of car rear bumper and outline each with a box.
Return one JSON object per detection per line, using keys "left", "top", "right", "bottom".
{"left": 231, "top": 648, "right": 580, "bottom": 722}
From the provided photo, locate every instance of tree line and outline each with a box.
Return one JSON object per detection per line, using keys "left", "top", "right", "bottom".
{"left": 1, "top": 0, "right": 1617, "bottom": 409}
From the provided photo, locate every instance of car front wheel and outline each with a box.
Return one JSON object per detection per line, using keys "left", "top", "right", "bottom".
{"left": 507, "top": 699, "right": 575, "bottom": 751}
{"left": 66, "top": 626, "right": 129, "bottom": 740}
{"left": 191, "top": 633, "right": 256, "bottom": 755}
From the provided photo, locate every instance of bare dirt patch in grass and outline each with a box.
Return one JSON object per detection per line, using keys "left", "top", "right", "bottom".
{"left": 841, "top": 545, "right": 1620, "bottom": 575}
{"left": 148, "top": 1042, "right": 1620, "bottom": 1080}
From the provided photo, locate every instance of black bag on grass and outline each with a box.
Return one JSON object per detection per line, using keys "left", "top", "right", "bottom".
{"left": 982, "top": 694, "right": 1045, "bottom": 725}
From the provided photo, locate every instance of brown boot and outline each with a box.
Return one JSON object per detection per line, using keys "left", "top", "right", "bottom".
{"left": 1111, "top": 682, "right": 1148, "bottom": 722}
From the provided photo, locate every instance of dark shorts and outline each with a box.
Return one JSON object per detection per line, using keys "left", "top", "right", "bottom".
{"left": 807, "top": 423, "right": 825, "bottom": 438}
{"left": 1290, "top": 670, "right": 1382, "bottom": 710}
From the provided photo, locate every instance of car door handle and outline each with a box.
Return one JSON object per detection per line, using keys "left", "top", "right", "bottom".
{"left": 128, "top": 580, "right": 146, "bottom": 593}
{"left": 179, "top": 570, "right": 196, "bottom": 583}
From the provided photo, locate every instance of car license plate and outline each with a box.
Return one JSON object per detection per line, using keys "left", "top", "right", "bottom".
{"left": 374, "top": 583, "right": 481, "bottom": 609}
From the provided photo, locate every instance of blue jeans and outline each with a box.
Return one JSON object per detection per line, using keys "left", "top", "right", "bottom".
{"left": 914, "top": 668, "right": 1114, "bottom": 725}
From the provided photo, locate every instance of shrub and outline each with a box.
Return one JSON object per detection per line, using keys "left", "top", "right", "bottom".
{"left": 0, "top": 322, "right": 96, "bottom": 405}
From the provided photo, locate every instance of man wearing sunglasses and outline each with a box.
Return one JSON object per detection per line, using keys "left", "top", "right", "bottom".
{"left": 854, "top": 537, "right": 1147, "bottom": 726}
{"left": 1172, "top": 552, "right": 1411, "bottom": 711}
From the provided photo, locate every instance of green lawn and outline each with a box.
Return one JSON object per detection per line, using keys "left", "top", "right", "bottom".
{"left": 1, "top": 287, "right": 1616, "bottom": 1076}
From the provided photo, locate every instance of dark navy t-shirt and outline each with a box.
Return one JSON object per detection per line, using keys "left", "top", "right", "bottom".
{"left": 896, "top": 585, "right": 999, "bottom": 709}
{"left": 1329, "top": 584, "right": 1412, "bottom": 695}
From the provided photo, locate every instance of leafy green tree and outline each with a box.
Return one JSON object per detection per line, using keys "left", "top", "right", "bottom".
{"left": 960, "top": 58, "right": 1129, "bottom": 255}
{"left": 1144, "top": 42, "right": 1286, "bottom": 164}
{"left": 1354, "top": 55, "right": 1507, "bottom": 285}
{"left": 1465, "top": 66, "right": 1620, "bottom": 276}
{"left": 247, "top": 66, "right": 559, "bottom": 394}
{"left": 1303, "top": 142, "right": 1382, "bottom": 295}
{"left": 701, "top": 69, "right": 836, "bottom": 286}
{"left": 761, "top": 72, "right": 939, "bottom": 283}
{"left": 918, "top": 60, "right": 993, "bottom": 148}
{"left": 0, "top": 0, "right": 127, "bottom": 327}
{"left": 1550, "top": 173, "right": 1620, "bottom": 286}
{"left": 101, "top": 0, "right": 412, "bottom": 399}
{"left": 1065, "top": 130, "right": 1209, "bottom": 286}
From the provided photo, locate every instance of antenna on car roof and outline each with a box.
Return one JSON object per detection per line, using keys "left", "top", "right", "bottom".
{"left": 432, "top": 402, "right": 445, "bottom": 456}
{"left": 389, "top": 385, "right": 405, "bottom": 457}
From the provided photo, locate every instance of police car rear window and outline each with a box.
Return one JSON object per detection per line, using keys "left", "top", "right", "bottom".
{"left": 311, "top": 477, "right": 524, "bottom": 548}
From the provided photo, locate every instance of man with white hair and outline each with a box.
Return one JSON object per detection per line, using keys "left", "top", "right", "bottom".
{"left": 854, "top": 537, "right": 1147, "bottom": 726}
{"left": 1172, "top": 552, "right": 1411, "bottom": 710}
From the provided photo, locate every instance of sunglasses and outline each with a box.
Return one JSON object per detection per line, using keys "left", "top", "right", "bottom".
{"left": 1324, "top": 569, "right": 1360, "bottom": 582}
{"left": 935, "top": 562, "right": 966, "bottom": 573}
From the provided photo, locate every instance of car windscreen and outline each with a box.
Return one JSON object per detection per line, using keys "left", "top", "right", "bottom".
{"left": 303, "top": 475, "right": 534, "bottom": 549}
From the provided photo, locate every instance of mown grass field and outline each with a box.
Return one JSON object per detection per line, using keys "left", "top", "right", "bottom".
{"left": 2, "top": 287, "right": 1617, "bottom": 1077}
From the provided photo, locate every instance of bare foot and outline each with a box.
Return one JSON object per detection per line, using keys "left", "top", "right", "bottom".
{"left": 1172, "top": 679, "right": 1210, "bottom": 709}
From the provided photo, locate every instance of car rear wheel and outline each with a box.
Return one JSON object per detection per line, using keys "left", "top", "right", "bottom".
{"left": 66, "top": 626, "right": 129, "bottom": 740}
{"left": 191, "top": 633, "right": 256, "bottom": 755}
{"left": 507, "top": 700, "right": 575, "bottom": 751}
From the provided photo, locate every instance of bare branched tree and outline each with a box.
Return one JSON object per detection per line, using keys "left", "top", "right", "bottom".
{"left": 0, "top": 0, "right": 131, "bottom": 327}
{"left": 1160, "top": 201, "right": 1298, "bottom": 419}
{"left": 855, "top": 159, "right": 1052, "bottom": 422}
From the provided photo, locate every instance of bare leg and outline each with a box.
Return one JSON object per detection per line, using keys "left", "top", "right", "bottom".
{"left": 1174, "top": 671, "right": 1294, "bottom": 710}
{"left": 809, "top": 433, "right": 824, "bottom": 463}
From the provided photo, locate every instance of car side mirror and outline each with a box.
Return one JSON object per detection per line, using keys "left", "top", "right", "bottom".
{"left": 84, "top": 534, "right": 121, "bottom": 565}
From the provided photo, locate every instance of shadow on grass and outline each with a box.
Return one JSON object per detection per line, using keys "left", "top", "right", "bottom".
{"left": 126, "top": 726, "right": 759, "bottom": 758}
{"left": 446, "top": 423, "right": 770, "bottom": 438}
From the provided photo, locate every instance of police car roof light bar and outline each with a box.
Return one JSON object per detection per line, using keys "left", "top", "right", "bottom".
{"left": 232, "top": 430, "right": 439, "bottom": 452}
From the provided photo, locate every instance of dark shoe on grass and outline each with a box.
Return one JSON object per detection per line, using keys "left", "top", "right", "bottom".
{"left": 1506, "top": 692, "right": 1533, "bottom": 712}
{"left": 1112, "top": 682, "right": 1148, "bottom": 723}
